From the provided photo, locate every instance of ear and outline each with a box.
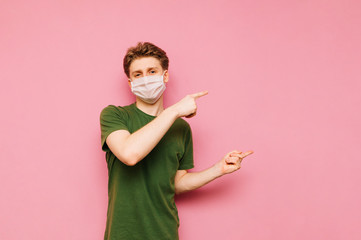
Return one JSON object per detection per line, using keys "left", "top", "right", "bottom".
{"left": 163, "top": 70, "right": 169, "bottom": 83}
{"left": 128, "top": 79, "right": 131, "bottom": 88}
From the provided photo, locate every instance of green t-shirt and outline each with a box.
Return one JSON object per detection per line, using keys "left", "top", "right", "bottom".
{"left": 99, "top": 102, "right": 194, "bottom": 240}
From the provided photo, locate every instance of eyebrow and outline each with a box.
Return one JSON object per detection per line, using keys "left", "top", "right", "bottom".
{"left": 131, "top": 67, "right": 158, "bottom": 74}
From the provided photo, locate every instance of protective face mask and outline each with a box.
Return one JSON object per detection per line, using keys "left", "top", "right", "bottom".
{"left": 129, "top": 71, "right": 167, "bottom": 104}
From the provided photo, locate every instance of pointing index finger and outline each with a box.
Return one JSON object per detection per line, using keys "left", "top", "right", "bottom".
{"left": 191, "top": 90, "right": 208, "bottom": 99}
{"left": 231, "top": 151, "right": 254, "bottom": 158}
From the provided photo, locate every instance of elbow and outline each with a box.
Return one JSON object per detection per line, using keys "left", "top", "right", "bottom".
{"left": 174, "top": 183, "right": 190, "bottom": 195}
{"left": 174, "top": 183, "right": 181, "bottom": 195}
{"left": 117, "top": 151, "right": 140, "bottom": 166}
{"left": 175, "top": 189, "right": 183, "bottom": 195}
{"left": 175, "top": 187, "right": 190, "bottom": 195}
{"left": 123, "top": 159, "right": 137, "bottom": 166}
{"left": 175, "top": 188, "right": 182, "bottom": 195}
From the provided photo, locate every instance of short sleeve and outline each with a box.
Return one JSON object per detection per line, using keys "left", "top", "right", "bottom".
{"left": 178, "top": 124, "right": 194, "bottom": 170}
{"left": 100, "top": 105, "right": 129, "bottom": 152}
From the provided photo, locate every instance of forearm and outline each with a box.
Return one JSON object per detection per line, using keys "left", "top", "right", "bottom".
{"left": 109, "top": 91, "right": 208, "bottom": 166}
{"left": 175, "top": 165, "right": 223, "bottom": 194}
{"left": 121, "top": 107, "right": 179, "bottom": 165}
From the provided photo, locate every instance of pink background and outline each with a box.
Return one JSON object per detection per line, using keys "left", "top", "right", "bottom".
{"left": 1, "top": 0, "right": 360, "bottom": 239}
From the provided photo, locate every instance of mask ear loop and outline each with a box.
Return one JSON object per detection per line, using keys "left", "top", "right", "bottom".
{"left": 162, "top": 69, "right": 168, "bottom": 87}
{"left": 162, "top": 70, "right": 168, "bottom": 83}
{"left": 128, "top": 77, "right": 134, "bottom": 89}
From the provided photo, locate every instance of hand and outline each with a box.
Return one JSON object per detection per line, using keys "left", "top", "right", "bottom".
{"left": 214, "top": 150, "right": 254, "bottom": 176}
{"left": 169, "top": 90, "right": 208, "bottom": 118}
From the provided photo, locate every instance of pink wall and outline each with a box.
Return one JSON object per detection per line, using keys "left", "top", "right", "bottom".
{"left": 1, "top": 0, "right": 360, "bottom": 239}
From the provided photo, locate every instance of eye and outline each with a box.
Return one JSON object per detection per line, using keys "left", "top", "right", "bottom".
{"left": 150, "top": 70, "right": 156, "bottom": 74}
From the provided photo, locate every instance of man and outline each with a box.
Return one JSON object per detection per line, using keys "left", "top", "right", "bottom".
{"left": 100, "top": 42, "right": 253, "bottom": 240}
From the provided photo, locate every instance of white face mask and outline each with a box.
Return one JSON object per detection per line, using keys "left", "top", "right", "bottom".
{"left": 129, "top": 70, "right": 167, "bottom": 104}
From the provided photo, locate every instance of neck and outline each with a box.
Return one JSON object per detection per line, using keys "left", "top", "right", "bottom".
{"left": 135, "top": 96, "right": 164, "bottom": 116}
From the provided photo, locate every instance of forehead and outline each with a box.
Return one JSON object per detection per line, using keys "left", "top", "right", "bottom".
{"left": 129, "top": 56, "right": 162, "bottom": 73}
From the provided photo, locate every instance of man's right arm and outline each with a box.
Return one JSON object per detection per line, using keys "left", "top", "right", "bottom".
{"left": 106, "top": 107, "right": 178, "bottom": 166}
{"left": 106, "top": 91, "right": 208, "bottom": 166}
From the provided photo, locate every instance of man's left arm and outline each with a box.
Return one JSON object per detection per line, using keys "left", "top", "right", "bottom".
{"left": 174, "top": 150, "right": 254, "bottom": 195}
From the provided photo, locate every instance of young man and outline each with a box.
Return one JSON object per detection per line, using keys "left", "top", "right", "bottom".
{"left": 100, "top": 42, "right": 253, "bottom": 240}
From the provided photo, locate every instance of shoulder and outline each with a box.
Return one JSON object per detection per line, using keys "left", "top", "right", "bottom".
{"left": 100, "top": 104, "right": 118, "bottom": 112}
{"left": 100, "top": 104, "right": 122, "bottom": 115}
{"left": 174, "top": 117, "right": 192, "bottom": 133}
{"left": 100, "top": 104, "right": 133, "bottom": 119}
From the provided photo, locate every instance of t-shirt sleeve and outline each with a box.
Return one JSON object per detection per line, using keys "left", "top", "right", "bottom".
{"left": 178, "top": 123, "right": 194, "bottom": 170}
{"left": 99, "top": 105, "right": 129, "bottom": 152}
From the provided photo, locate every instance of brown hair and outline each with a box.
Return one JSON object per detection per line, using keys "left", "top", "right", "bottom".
{"left": 123, "top": 42, "right": 169, "bottom": 78}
